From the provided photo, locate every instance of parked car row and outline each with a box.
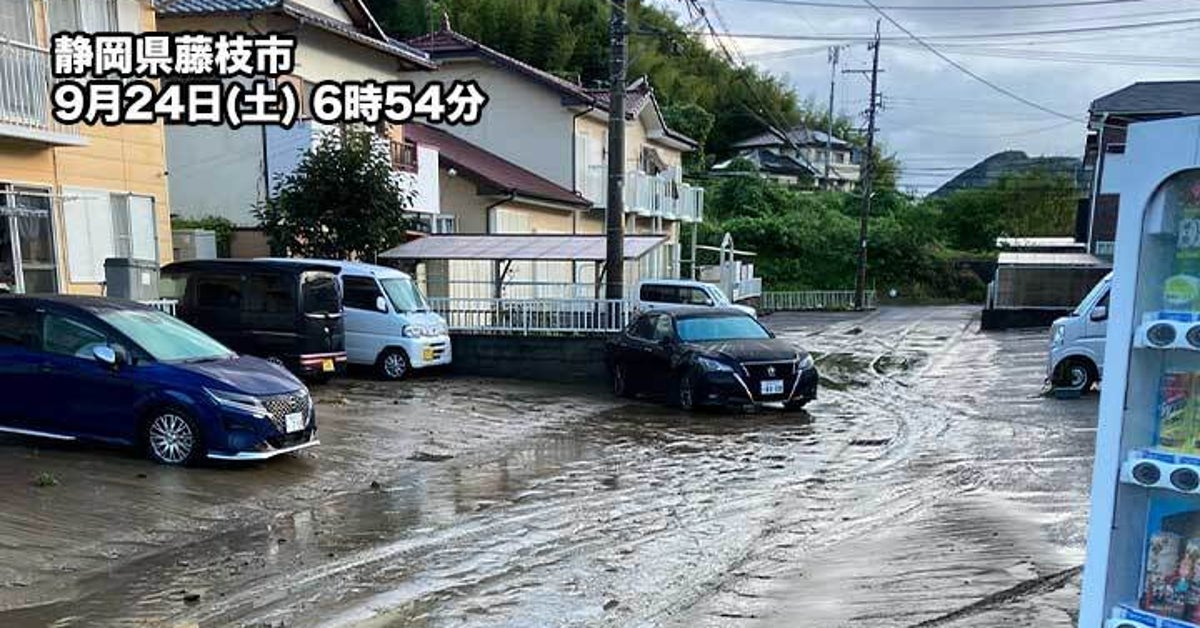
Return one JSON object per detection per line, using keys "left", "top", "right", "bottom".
{"left": 0, "top": 267, "right": 816, "bottom": 468}
{"left": 160, "top": 258, "right": 451, "bottom": 381}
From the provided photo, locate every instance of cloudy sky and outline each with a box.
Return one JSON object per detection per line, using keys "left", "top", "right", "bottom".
{"left": 668, "top": 0, "right": 1200, "bottom": 194}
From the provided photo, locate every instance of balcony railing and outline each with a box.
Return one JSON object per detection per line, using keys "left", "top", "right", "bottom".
{"left": 581, "top": 165, "right": 704, "bottom": 223}
{"left": 0, "top": 39, "right": 83, "bottom": 145}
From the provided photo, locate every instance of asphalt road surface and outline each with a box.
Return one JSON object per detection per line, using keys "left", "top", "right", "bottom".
{"left": 0, "top": 306, "right": 1098, "bottom": 627}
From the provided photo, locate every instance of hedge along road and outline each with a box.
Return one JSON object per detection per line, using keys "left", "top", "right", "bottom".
{"left": 0, "top": 306, "right": 1097, "bottom": 627}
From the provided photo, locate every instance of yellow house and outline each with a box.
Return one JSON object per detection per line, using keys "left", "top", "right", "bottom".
{"left": 0, "top": 0, "right": 172, "bottom": 295}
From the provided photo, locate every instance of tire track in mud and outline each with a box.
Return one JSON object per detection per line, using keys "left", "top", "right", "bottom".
{"left": 673, "top": 308, "right": 1022, "bottom": 627}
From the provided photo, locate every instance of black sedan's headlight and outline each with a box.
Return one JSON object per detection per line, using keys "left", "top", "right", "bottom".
{"left": 696, "top": 356, "right": 735, "bottom": 373}
{"left": 796, "top": 353, "right": 814, "bottom": 370}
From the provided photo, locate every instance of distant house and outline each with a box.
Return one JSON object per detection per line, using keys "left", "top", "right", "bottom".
{"left": 710, "top": 148, "right": 816, "bottom": 186}
{"left": 156, "top": 0, "right": 438, "bottom": 257}
{"left": 713, "top": 126, "right": 860, "bottom": 190}
{"left": 398, "top": 21, "right": 702, "bottom": 294}
{"left": 927, "top": 151, "right": 1083, "bottom": 199}
{"left": 1080, "top": 80, "right": 1200, "bottom": 259}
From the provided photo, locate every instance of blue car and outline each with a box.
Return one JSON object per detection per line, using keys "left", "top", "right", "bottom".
{"left": 0, "top": 295, "right": 318, "bottom": 465}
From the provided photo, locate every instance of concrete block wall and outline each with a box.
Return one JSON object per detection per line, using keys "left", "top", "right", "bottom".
{"left": 448, "top": 333, "right": 611, "bottom": 386}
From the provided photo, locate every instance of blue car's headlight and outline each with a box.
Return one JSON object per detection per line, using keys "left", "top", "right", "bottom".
{"left": 205, "top": 387, "right": 268, "bottom": 418}
{"left": 797, "top": 353, "right": 814, "bottom": 370}
{"left": 696, "top": 356, "right": 734, "bottom": 373}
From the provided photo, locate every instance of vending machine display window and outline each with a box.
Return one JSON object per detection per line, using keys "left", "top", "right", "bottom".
{"left": 1080, "top": 116, "right": 1200, "bottom": 628}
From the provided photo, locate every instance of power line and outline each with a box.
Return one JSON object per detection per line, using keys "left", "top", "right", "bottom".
{"left": 693, "top": 15, "right": 1200, "bottom": 41}
{"left": 714, "top": 0, "right": 1153, "bottom": 9}
{"left": 856, "top": 0, "right": 1084, "bottom": 122}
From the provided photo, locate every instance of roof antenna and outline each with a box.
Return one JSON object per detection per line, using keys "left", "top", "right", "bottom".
{"left": 441, "top": 10, "right": 452, "bottom": 31}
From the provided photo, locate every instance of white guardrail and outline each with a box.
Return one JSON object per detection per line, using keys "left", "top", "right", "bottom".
{"left": 761, "top": 290, "right": 877, "bottom": 311}
{"left": 429, "top": 297, "right": 630, "bottom": 335}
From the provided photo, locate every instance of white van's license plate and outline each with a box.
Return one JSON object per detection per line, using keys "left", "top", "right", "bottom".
{"left": 761, "top": 380, "right": 784, "bottom": 395}
{"left": 285, "top": 412, "right": 305, "bottom": 433}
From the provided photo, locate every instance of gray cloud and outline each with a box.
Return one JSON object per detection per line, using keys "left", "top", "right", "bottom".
{"left": 677, "top": 0, "right": 1200, "bottom": 192}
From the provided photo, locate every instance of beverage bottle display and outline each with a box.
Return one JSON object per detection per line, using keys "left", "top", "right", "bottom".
{"left": 1164, "top": 185, "right": 1200, "bottom": 317}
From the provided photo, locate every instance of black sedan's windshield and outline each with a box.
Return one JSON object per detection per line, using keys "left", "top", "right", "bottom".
{"left": 99, "top": 308, "right": 235, "bottom": 362}
{"left": 676, "top": 316, "right": 770, "bottom": 342}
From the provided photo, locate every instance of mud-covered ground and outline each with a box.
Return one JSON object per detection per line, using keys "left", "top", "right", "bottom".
{"left": 0, "top": 306, "right": 1098, "bottom": 627}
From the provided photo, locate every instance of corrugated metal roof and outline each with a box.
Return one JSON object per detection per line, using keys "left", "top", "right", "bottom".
{"left": 380, "top": 234, "right": 667, "bottom": 261}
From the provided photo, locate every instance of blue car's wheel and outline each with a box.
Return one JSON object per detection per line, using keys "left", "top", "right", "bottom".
{"left": 145, "top": 410, "right": 203, "bottom": 466}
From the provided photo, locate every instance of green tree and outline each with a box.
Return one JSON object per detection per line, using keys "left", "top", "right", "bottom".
{"left": 662, "top": 102, "right": 714, "bottom": 172}
{"left": 255, "top": 128, "right": 418, "bottom": 259}
{"left": 932, "top": 169, "right": 1078, "bottom": 252}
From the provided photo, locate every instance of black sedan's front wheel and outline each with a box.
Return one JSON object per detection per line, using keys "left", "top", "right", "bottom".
{"left": 611, "top": 361, "right": 631, "bottom": 397}
{"left": 674, "top": 371, "right": 697, "bottom": 411}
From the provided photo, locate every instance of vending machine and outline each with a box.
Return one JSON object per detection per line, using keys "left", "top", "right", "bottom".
{"left": 1080, "top": 115, "right": 1200, "bottom": 628}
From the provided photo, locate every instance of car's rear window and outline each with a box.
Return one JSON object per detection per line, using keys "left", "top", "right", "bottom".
{"left": 302, "top": 272, "right": 340, "bottom": 316}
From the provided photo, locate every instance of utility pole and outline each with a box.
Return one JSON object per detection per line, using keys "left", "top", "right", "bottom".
{"left": 825, "top": 45, "right": 840, "bottom": 190}
{"left": 854, "top": 20, "right": 881, "bottom": 311}
{"left": 604, "top": 0, "right": 627, "bottom": 301}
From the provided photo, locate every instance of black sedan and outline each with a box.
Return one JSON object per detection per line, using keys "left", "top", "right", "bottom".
{"left": 605, "top": 308, "right": 817, "bottom": 411}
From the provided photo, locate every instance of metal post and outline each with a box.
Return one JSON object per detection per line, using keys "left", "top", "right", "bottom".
{"left": 605, "top": 0, "right": 627, "bottom": 300}
{"left": 854, "top": 20, "right": 880, "bottom": 311}
{"left": 825, "top": 45, "right": 839, "bottom": 189}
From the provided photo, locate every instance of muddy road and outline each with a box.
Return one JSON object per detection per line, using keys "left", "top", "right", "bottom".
{"left": 0, "top": 306, "right": 1097, "bottom": 626}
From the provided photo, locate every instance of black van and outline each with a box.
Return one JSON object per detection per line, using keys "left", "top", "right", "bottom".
{"left": 160, "top": 260, "right": 347, "bottom": 378}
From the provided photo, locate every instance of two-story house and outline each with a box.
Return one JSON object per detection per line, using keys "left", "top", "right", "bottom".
{"left": 0, "top": 0, "right": 173, "bottom": 294}
{"left": 714, "top": 125, "right": 861, "bottom": 191}
{"left": 399, "top": 22, "right": 702, "bottom": 295}
{"left": 1079, "top": 80, "right": 1200, "bottom": 259}
{"left": 155, "top": 0, "right": 439, "bottom": 257}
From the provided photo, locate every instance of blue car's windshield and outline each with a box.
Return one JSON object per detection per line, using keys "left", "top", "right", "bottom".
{"left": 99, "top": 308, "right": 235, "bottom": 363}
{"left": 676, "top": 316, "right": 770, "bottom": 342}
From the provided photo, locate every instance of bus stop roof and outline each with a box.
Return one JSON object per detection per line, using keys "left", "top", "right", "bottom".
{"left": 379, "top": 234, "right": 668, "bottom": 261}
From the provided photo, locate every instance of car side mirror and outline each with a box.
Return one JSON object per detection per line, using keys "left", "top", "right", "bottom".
{"left": 376, "top": 295, "right": 389, "bottom": 313}
{"left": 93, "top": 345, "right": 118, "bottom": 367}
{"left": 1090, "top": 305, "right": 1108, "bottom": 322}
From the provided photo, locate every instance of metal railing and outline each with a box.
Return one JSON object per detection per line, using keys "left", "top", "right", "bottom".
{"left": 429, "top": 297, "right": 630, "bottom": 335}
{"left": 0, "top": 39, "right": 80, "bottom": 140}
{"left": 762, "top": 290, "right": 876, "bottom": 311}
{"left": 139, "top": 298, "right": 179, "bottom": 316}
{"left": 581, "top": 166, "right": 704, "bottom": 223}
{"left": 733, "top": 277, "right": 763, "bottom": 301}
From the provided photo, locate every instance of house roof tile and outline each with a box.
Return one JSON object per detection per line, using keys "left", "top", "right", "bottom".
{"left": 156, "top": 0, "right": 435, "bottom": 69}
{"left": 404, "top": 123, "right": 590, "bottom": 208}
{"left": 1090, "top": 80, "right": 1200, "bottom": 117}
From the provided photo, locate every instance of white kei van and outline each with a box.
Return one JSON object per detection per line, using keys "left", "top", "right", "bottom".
{"left": 263, "top": 259, "right": 450, "bottom": 379}
{"left": 635, "top": 279, "right": 757, "bottom": 318}
{"left": 1047, "top": 272, "right": 1112, "bottom": 390}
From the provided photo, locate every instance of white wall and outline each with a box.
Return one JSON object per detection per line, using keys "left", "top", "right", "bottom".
{"left": 408, "top": 145, "right": 440, "bottom": 214}
{"left": 401, "top": 61, "right": 576, "bottom": 190}
{"left": 165, "top": 124, "right": 265, "bottom": 227}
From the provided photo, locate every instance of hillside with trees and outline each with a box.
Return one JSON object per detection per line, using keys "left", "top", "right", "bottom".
{"left": 369, "top": 0, "right": 814, "bottom": 168}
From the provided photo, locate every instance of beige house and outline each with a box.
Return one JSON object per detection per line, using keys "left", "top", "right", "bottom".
{"left": 403, "top": 24, "right": 702, "bottom": 296}
{"left": 0, "top": 0, "right": 172, "bottom": 295}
